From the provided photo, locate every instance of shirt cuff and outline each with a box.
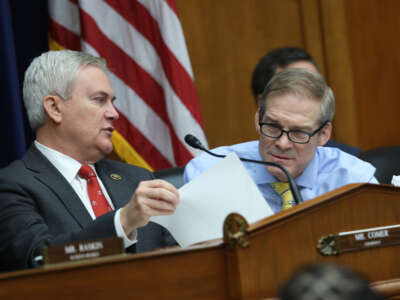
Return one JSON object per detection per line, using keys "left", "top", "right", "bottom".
{"left": 114, "top": 208, "right": 137, "bottom": 248}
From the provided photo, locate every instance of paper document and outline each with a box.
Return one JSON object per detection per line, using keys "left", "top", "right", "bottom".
{"left": 151, "top": 153, "right": 273, "bottom": 247}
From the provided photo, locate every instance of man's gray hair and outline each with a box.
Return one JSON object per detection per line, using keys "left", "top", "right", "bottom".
{"left": 259, "top": 68, "right": 335, "bottom": 125}
{"left": 23, "top": 50, "right": 107, "bottom": 131}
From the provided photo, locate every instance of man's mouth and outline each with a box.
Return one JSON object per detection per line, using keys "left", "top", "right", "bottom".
{"left": 102, "top": 127, "right": 114, "bottom": 135}
{"left": 270, "top": 153, "right": 293, "bottom": 161}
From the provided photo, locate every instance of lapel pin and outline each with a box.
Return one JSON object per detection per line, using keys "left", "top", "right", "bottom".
{"left": 110, "top": 173, "right": 122, "bottom": 180}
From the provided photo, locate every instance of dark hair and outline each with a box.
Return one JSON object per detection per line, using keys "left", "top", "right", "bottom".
{"left": 251, "top": 47, "right": 319, "bottom": 100}
{"left": 279, "top": 263, "right": 386, "bottom": 300}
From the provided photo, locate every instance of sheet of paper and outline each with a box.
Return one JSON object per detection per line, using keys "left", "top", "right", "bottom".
{"left": 151, "top": 152, "right": 273, "bottom": 247}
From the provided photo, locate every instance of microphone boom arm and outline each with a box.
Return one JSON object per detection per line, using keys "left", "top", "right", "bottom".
{"left": 184, "top": 134, "right": 303, "bottom": 205}
{"left": 238, "top": 157, "right": 303, "bottom": 205}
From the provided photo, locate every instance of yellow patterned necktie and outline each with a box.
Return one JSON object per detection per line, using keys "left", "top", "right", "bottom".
{"left": 271, "top": 182, "right": 294, "bottom": 210}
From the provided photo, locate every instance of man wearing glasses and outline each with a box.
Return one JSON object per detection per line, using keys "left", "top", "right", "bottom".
{"left": 183, "top": 68, "right": 377, "bottom": 213}
{"left": 250, "top": 46, "right": 360, "bottom": 156}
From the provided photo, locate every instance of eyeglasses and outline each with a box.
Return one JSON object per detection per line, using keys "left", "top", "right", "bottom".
{"left": 258, "top": 121, "right": 328, "bottom": 144}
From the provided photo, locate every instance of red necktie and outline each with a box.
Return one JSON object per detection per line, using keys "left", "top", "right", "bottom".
{"left": 78, "top": 165, "right": 112, "bottom": 217}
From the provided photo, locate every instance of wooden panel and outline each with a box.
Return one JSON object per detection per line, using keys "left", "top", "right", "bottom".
{"left": 2, "top": 184, "right": 400, "bottom": 299}
{"left": 176, "top": 0, "right": 312, "bottom": 148}
{"left": 0, "top": 246, "right": 229, "bottom": 300}
{"left": 230, "top": 184, "right": 400, "bottom": 298}
{"left": 300, "top": 0, "right": 325, "bottom": 74}
{"left": 176, "top": 0, "right": 400, "bottom": 152}
{"left": 343, "top": 0, "right": 400, "bottom": 150}
{"left": 319, "top": 0, "right": 360, "bottom": 147}
{"left": 372, "top": 278, "right": 400, "bottom": 299}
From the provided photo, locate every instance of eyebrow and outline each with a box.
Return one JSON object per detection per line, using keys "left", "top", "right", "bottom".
{"left": 263, "top": 116, "right": 314, "bottom": 131}
{"left": 91, "top": 91, "right": 116, "bottom": 101}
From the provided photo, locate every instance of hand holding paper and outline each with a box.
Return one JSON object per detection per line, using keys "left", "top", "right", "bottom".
{"left": 151, "top": 153, "right": 272, "bottom": 247}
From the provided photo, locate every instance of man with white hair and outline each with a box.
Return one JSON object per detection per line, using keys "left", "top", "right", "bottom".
{"left": 0, "top": 50, "right": 179, "bottom": 271}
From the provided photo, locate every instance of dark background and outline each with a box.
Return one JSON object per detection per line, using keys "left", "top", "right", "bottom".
{"left": 0, "top": 1, "right": 48, "bottom": 167}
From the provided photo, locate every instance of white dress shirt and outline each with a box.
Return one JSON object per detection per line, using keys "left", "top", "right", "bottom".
{"left": 34, "top": 141, "right": 136, "bottom": 248}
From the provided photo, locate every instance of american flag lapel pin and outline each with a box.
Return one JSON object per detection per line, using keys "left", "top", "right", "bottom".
{"left": 110, "top": 173, "right": 122, "bottom": 181}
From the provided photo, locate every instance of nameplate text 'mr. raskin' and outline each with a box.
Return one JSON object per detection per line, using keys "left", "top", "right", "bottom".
{"left": 42, "top": 236, "right": 125, "bottom": 265}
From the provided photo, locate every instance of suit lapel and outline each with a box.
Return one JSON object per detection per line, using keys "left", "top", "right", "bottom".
{"left": 95, "top": 160, "right": 132, "bottom": 209}
{"left": 23, "top": 145, "right": 92, "bottom": 227}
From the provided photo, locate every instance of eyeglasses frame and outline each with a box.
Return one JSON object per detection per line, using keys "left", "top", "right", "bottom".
{"left": 258, "top": 121, "right": 329, "bottom": 144}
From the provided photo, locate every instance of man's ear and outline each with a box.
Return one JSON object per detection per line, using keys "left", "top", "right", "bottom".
{"left": 318, "top": 122, "right": 332, "bottom": 146}
{"left": 42, "top": 95, "right": 63, "bottom": 124}
{"left": 255, "top": 94, "right": 262, "bottom": 107}
{"left": 254, "top": 110, "right": 260, "bottom": 134}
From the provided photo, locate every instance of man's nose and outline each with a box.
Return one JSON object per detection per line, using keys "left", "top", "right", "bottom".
{"left": 274, "top": 132, "right": 293, "bottom": 150}
{"left": 106, "top": 102, "right": 119, "bottom": 121}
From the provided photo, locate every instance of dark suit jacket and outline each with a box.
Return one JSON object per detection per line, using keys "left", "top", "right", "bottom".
{"left": 325, "top": 140, "right": 361, "bottom": 156}
{"left": 0, "top": 145, "right": 176, "bottom": 272}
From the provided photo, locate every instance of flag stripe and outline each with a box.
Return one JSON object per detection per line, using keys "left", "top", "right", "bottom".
{"left": 104, "top": 0, "right": 203, "bottom": 124}
{"left": 164, "top": 0, "right": 178, "bottom": 16}
{"left": 79, "top": 6, "right": 204, "bottom": 161}
{"left": 169, "top": 127, "right": 195, "bottom": 166}
{"left": 79, "top": 8, "right": 169, "bottom": 123}
{"left": 107, "top": 70, "right": 176, "bottom": 165}
{"left": 139, "top": 0, "right": 193, "bottom": 78}
{"left": 48, "top": 0, "right": 207, "bottom": 170}
{"left": 115, "top": 114, "right": 173, "bottom": 169}
{"left": 81, "top": 41, "right": 176, "bottom": 165}
{"left": 79, "top": 1, "right": 207, "bottom": 156}
{"left": 48, "top": 0, "right": 80, "bottom": 35}
{"left": 49, "top": 19, "right": 81, "bottom": 51}
{"left": 79, "top": 12, "right": 180, "bottom": 164}
{"left": 111, "top": 130, "right": 153, "bottom": 171}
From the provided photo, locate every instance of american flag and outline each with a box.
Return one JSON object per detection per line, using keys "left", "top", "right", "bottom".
{"left": 48, "top": 0, "right": 207, "bottom": 171}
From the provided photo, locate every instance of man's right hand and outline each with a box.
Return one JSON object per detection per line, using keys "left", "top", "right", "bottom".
{"left": 120, "top": 179, "right": 180, "bottom": 236}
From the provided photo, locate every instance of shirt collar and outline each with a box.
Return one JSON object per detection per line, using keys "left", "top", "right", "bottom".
{"left": 34, "top": 140, "right": 91, "bottom": 183}
{"left": 250, "top": 149, "right": 277, "bottom": 184}
{"left": 253, "top": 145, "right": 320, "bottom": 188}
{"left": 295, "top": 148, "right": 319, "bottom": 188}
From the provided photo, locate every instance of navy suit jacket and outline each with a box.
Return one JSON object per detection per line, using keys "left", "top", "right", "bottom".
{"left": 325, "top": 140, "right": 361, "bottom": 156}
{"left": 0, "top": 145, "right": 176, "bottom": 272}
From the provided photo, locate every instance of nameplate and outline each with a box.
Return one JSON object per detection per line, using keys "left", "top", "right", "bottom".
{"left": 317, "top": 224, "right": 400, "bottom": 256}
{"left": 42, "top": 237, "right": 125, "bottom": 265}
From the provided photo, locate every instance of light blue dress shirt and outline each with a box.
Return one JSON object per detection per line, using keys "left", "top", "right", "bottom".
{"left": 184, "top": 141, "right": 378, "bottom": 213}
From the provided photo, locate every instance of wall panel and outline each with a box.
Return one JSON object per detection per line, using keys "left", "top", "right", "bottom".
{"left": 176, "top": 0, "right": 400, "bottom": 151}
{"left": 343, "top": 0, "right": 400, "bottom": 149}
{"left": 176, "top": 0, "right": 310, "bottom": 148}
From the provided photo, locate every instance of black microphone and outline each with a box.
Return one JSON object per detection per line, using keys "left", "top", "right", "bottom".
{"left": 184, "top": 134, "right": 303, "bottom": 205}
